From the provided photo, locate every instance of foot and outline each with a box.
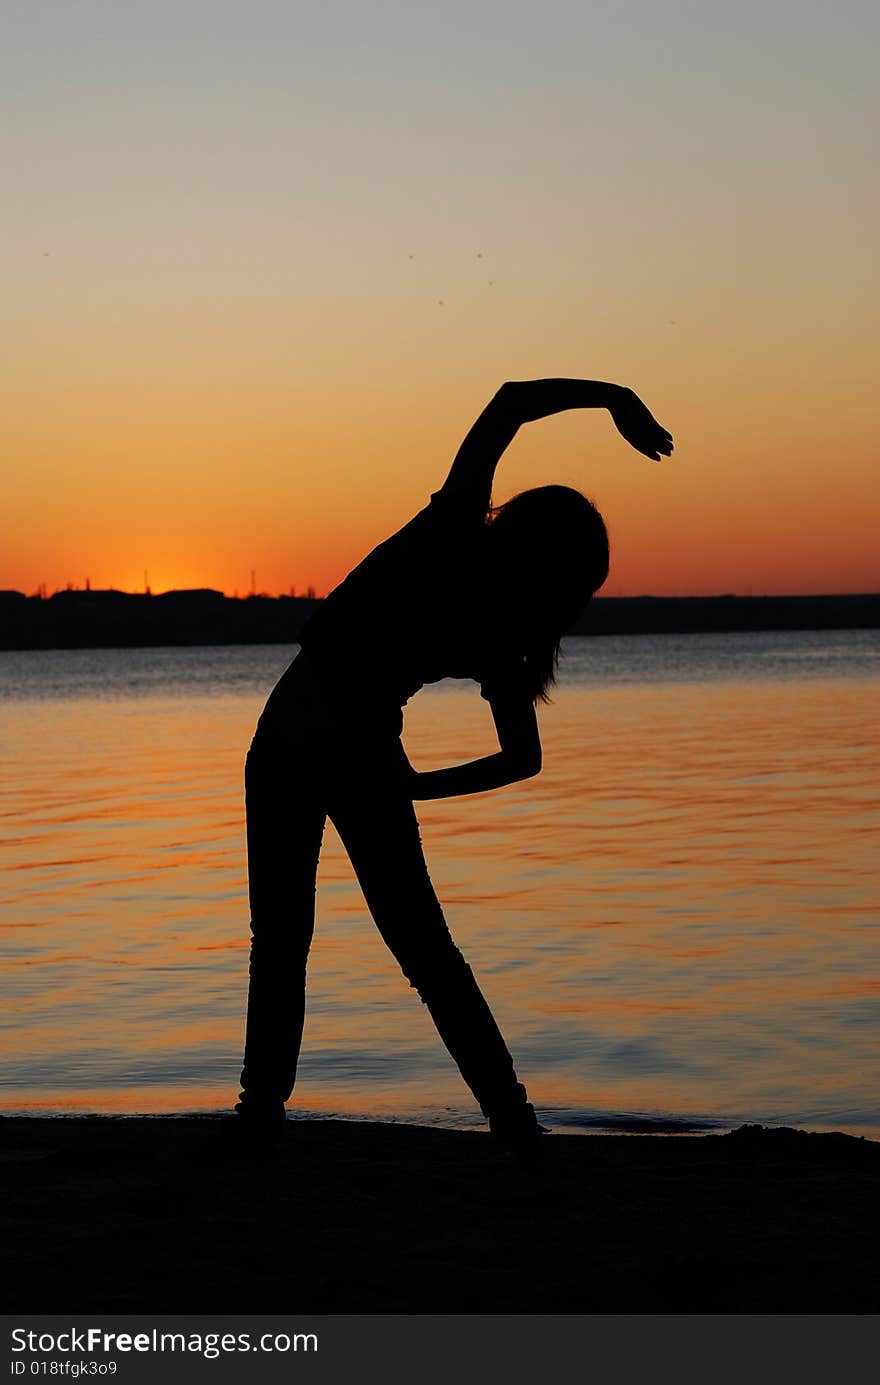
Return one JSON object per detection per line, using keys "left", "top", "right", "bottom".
{"left": 232, "top": 1097, "right": 287, "bottom": 1146}
{"left": 487, "top": 1087, "right": 549, "bottom": 1171}
{"left": 189, "top": 1108, "right": 286, "bottom": 1168}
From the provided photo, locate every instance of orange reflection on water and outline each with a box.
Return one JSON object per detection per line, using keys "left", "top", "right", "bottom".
{"left": 1, "top": 659, "right": 878, "bottom": 1134}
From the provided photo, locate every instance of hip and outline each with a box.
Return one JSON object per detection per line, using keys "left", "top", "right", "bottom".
{"left": 249, "top": 647, "right": 407, "bottom": 771}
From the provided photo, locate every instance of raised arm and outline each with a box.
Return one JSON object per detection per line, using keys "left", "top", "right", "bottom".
{"left": 440, "top": 378, "right": 673, "bottom": 505}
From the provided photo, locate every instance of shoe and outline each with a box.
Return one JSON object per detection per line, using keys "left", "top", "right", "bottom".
{"left": 189, "top": 1107, "right": 285, "bottom": 1168}
{"left": 232, "top": 1097, "right": 286, "bottom": 1147}
{"left": 488, "top": 1087, "right": 549, "bottom": 1171}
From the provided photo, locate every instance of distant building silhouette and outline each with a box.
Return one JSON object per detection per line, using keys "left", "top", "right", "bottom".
{"left": 0, "top": 589, "right": 878, "bottom": 651}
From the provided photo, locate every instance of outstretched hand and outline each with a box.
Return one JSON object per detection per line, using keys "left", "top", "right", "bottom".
{"left": 609, "top": 388, "right": 674, "bottom": 461}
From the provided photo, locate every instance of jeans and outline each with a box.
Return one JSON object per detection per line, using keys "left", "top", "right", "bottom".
{"left": 237, "top": 650, "right": 527, "bottom": 1120}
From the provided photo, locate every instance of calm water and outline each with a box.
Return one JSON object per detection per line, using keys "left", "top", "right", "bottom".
{"left": 1, "top": 631, "right": 878, "bottom": 1137}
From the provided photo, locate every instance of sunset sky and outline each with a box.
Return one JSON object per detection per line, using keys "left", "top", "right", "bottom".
{"left": 3, "top": 1, "right": 877, "bottom": 598}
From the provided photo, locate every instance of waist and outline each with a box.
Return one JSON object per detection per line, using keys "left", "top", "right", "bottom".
{"left": 256, "top": 646, "right": 404, "bottom": 744}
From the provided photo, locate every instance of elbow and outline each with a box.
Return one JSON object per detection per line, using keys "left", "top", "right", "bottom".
{"left": 493, "top": 380, "right": 535, "bottom": 428}
{"left": 512, "top": 749, "right": 542, "bottom": 781}
{"left": 493, "top": 381, "right": 521, "bottom": 412}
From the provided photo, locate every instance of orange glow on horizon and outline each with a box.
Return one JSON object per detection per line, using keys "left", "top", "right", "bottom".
{"left": 4, "top": 7, "right": 877, "bottom": 602}
{"left": 4, "top": 348, "right": 878, "bottom": 599}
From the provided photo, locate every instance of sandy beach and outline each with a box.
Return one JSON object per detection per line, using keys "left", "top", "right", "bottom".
{"left": 2, "top": 1115, "right": 878, "bottom": 1313}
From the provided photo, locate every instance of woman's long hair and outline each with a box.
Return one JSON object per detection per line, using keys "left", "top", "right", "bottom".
{"left": 484, "top": 485, "right": 609, "bottom": 703}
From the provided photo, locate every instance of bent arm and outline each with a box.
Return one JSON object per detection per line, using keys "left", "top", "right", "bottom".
{"left": 440, "top": 378, "right": 672, "bottom": 503}
{"left": 440, "top": 379, "right": 620, "bottom": 505}
{"left": 411, "top": 749, "right": 540, "bottom": 800}
{"left": 407, "top": 694, "right": 542, "bottom": 801}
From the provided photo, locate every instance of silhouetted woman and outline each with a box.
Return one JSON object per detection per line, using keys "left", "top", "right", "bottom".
{"left": 235, "top": 378, "right": 673, "bottom": 1160}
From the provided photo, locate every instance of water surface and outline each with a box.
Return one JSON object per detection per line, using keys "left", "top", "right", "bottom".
{"left": 1, "top": 630, "right": 877, "bottom": 1136}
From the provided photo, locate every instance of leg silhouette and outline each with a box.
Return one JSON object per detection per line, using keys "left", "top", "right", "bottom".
{"left": 237, "top": 735, "right": 325, "bottom": 1111}
{"left": 328, "top": 778, "right": 525, "bottom": 1119}
{"left": 237, "top": 668, "right": 534, "bottom": 1138}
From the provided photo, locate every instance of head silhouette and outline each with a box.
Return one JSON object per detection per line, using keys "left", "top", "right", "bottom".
{"left": 482, "top": 484, "right": 609, "bottom": 702}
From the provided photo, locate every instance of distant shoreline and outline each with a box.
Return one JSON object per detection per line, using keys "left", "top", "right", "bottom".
{"left": 1, "top": 589, "right": 878, "bottom": 651}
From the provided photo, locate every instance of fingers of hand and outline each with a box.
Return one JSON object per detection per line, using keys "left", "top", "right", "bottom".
{"left": 617, "top": 407, "right": 674, "bottom": 459}
{"left": 652, "top": 423, "right": 674, "bottom": 456}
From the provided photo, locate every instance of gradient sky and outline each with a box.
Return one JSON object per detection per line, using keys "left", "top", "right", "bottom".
{"left": 3, "top": 0, "right": 877, "bottom": 597}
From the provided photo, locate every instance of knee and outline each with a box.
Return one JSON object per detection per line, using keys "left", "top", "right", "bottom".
{"left": 399, "top": 938, "right": 470, "bottom": 1000}
{"left": 248, "top": 928, "right": 310, "bottom": 971}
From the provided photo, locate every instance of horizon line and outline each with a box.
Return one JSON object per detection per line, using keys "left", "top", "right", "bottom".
{"left": 3, "top": 586, "right": 880, "bottom": 603}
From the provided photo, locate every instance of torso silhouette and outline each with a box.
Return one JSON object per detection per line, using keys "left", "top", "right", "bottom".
{"left": 269, "top": 482, "right": 529, "bottom": 739}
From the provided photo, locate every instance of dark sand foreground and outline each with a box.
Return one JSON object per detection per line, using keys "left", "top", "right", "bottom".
{"left": 3, "top": 1116, "right": 878, "bottom": 1313}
